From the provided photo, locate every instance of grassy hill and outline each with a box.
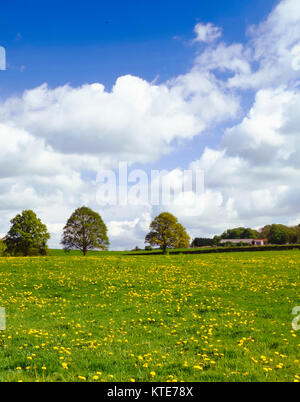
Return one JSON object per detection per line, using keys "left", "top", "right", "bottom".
{"left": 0, "top": 250, "right": 299, "bottom": 382}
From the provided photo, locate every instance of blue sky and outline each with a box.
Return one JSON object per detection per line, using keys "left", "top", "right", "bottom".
{"left": 0, "top": 0, "right": 277, "bottom": 170}
{"left": 1, "top": 0, "right": 300, "bottom": 250}
{"left": 1, "top": 0, "right": 277, "bottom": 96}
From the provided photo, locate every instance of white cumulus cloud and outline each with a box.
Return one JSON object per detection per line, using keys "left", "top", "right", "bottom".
{"left": 193, "top": 22, "right": 222, "bottom": 43}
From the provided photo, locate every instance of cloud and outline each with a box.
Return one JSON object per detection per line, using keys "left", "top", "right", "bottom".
{"left": 159, "top": 0, "right": 300, "bottom": 238}
{"left": 232, "top": 0, "right": 300, "bottom": 88}
{"left": 193, "top": 22, "right": 222, "bottom": 43}
{"left": 222, "top": 88, "right": 297, "bottom": 164}
{"left": 0, "top": 64, "right": 240, "bottom": 248}
{"left": 190, "top": 0, "right": 300, "bottom": 90}
{"left": 0, "top": 75, "right": 239, "bottom": 165}
{"left": 108, "top": 212, "right": 151, "bottom": 250}
{"left": 186, "top": 86, "right": 300, "bottom": 232}
{"left": 195, "top": 43, "right": 251, "bottom": 75}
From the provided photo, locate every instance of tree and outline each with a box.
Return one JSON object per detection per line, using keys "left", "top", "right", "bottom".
{"left": 0, "top": 239, "right": 7, "bottom": 257}
{"left": 261, "top": 224, "right": 297, "bottom": 245}
{"left": 61, "top": 207, "right": 109, "bottom": 255}
{"left": 260, "top": 225, "right": 271, "bottom": 240}
{"left": 191, "top": 238, "right": 214, "bottom": 247}
{"left": 287, "top": 227, "right": 298, "bottom": 243}
{"left": 292, "top": 224, "right": 300, "bottom": 243}
{"left": 176, "top": 223, "right": 191, "bottom": 249}
{"left": 268, "top": 224, "right": 289, "bottom": 244}
{"left": 145, "top": 212, "right": 190, "bottom": 254}
{"left": 213, "top": 235, "right": 222, "bottom": 246}
{"left": 4, "top": 210, "right": 50, "bottom": 256}
{"left": 221, "top": 227, "right": 260, "bottom": 239}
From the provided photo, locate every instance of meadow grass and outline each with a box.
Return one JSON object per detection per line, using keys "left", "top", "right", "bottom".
{"left": 0, "top": 250, "right": 299, "bottom": 382}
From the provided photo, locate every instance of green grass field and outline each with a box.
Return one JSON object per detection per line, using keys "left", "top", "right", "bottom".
{"left": 0, "top": 250, "right": 299, "bottom": 382}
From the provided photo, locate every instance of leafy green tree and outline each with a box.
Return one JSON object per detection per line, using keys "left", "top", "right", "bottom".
{"left": 191, "top": 238, "right": 214, "bottom": 247}
{"left": 145, "top": 212, "right": 190, "bottom": 254}
{"left": 213, "top": 235, "right": 222, "bottom": 246}
{"left": 292, "top": 224, "right": 300, "bottom": 243}
{"left": 61, "top": 207, "right": 109, "bottom": 255}
{"left": 288, "top": 227, "right": 298, "bottom": 243}
{"left": 268, "top": 224, "right": 289, "bottom": 244}
{"left": 176, "top": 223, "right": 191, "bottom": 249}
{"left": 262, "top": 224, "right": 297, "bottom": 244}
{"left": 221, "top": 227, "right": 259, "bottom": 239}
{"left": 0, "top": 239, "right": 7, "bottom": 256}
{"left": 260, "top": 224, "right": 298, "bottom": 244}
{"left": 4, "top": 210, "right": 50, "bottom": 256}
{"left": 260, "top": 225, "right": 271, "bottom": 239}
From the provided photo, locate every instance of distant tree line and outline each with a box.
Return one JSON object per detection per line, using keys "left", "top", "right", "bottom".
{"left": 1, "top": 207, "right": 300, "bottom": 257}
{"left": 0, "top": 208, "right": 190, "bottom": 256}
{"left": 191, "top": 238, "right": 215, "bottom": 247}
{"left": 191, "top": 224, "right": 300, "bottom": 248}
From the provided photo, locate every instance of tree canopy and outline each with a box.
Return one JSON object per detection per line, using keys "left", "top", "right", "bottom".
{"left": 191, "top": 238, "right": 214, "bottom": 247}
{"left": 145, "top": 212, "right": 190, "bottom": 254}
{"left": 221, "top": 227, "right": 260, "bottom": 240}
{"left": 261, "top": 224, "right": 299, "bottom": 244}
{"left": 61, "top": 206, "right": 109, "bottom": 255}
{"left": 0, "top": 239, "right": 7, "bottom": 257}
{"left": 4, "top": 210, "right": 50, "bottom": 256}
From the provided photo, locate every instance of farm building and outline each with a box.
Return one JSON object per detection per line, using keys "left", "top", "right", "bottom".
{"left": 220, "top": 239, "right": 267, "bottom": 246}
